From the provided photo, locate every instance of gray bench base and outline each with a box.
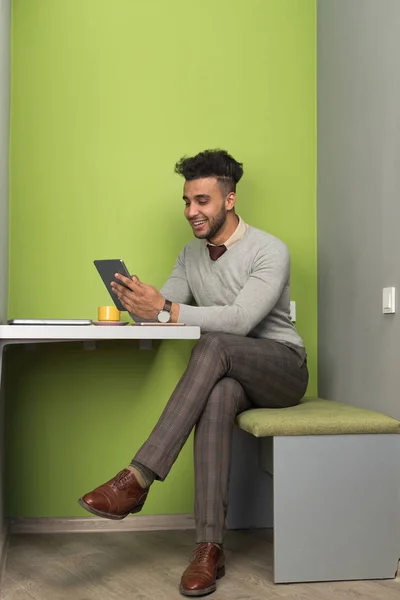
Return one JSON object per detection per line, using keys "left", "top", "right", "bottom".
{"left": 227, "top": 430, "right": 400, "bottom": 583}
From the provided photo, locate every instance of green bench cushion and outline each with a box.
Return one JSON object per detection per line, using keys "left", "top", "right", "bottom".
{"left": 236, "top": 397, "right": 400, "bottom": 437}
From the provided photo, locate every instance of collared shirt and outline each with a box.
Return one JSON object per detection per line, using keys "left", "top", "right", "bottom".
{"left": 207, "top": 215, "right": 248, "bottom": 250}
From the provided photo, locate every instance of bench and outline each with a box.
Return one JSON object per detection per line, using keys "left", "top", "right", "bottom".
{"left": 227, "top": 397, "right": 400, "bottom": 583}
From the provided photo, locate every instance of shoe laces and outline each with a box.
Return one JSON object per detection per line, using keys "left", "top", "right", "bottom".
{"left": 193, "top": 543, "right": 218, "bottom": 564}
{"left": 112, "top": 470, "right": 131, "bottom": 491}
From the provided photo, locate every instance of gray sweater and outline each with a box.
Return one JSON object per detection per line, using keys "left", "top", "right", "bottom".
{"left": 161, "top": 226, "right": 304, "bottom": 348}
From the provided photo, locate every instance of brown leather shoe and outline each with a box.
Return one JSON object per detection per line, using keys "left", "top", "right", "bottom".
{"left": 78, "top": 469, "right": 148, "bottom": 520}
{"left": 180, "top": 543, "right": 225, "bottom": 597}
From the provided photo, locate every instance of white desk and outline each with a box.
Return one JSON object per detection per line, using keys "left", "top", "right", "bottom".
{"left": 0, "top": 322, "right": 201, "bottom": 550}
{"left": 0, "top": 324, "right": 200, "bottom": 344}
{"left": 0, "top": 323, "right": 201, "bottom": 380}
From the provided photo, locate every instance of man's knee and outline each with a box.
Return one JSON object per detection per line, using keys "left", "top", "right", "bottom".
{"left": 191, "top": 332, "right": 227, "bottom": 359}
{"left": 213, "top": 377, "right": 243, "bottom": 397}
{"left": 198, "top": 377, "right": 247, "bottom": 421}
{"left": 207, "top": 378, "right": 245, "bottom": 411}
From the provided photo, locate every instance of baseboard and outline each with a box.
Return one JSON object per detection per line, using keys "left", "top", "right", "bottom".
{"left": 9, "top": 513, "right": 195, "bottom": 534}
{"left": 0, "top": 522, "right": 9, "bottom": 590}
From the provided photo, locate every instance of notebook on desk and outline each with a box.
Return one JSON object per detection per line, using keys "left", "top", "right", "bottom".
{"left": 7, "top": 319, "right": 92, "bottom": 326}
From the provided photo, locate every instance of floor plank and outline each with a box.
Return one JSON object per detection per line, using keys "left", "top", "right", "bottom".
{"left": 2, "top": 530, "right": 399, "bottom": 600}
{"left": 0, "top": 575, "right": 36, "bottom": 600}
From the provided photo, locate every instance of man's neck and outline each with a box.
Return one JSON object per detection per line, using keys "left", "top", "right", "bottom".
{"left": 208, "top": 213, "right": 239, "bottom": 246}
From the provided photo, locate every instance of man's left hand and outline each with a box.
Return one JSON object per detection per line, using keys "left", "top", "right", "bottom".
{"left": 111, "top": 274, "right": 164, "bottom": 320}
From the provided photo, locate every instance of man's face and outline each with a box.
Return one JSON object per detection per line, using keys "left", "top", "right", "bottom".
{"left": 183, "top": 177, "right": 233, "bottom": 240}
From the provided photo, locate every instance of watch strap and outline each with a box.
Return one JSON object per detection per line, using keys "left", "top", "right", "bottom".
{"left": 163, "top": 299, "right": 172, "bottom": 313}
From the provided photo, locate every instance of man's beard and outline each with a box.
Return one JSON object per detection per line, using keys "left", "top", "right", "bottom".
{"left": 195, "top": 207, "right": 227, "bottom": 240}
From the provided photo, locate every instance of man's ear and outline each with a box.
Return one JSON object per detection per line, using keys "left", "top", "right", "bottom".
{"left": 225, "top": 192, "right": 236, "bottom": 211}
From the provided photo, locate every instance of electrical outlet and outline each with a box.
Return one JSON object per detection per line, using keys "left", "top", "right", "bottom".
{"left": 290, "top": 301, "right": 296, "bottom": 322}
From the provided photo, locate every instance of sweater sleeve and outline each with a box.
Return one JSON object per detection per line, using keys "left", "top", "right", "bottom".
{"left": 160, "top": 249, "right": 193, "bottom": 305}
{"left": 177, "top": 241, "right": 290, "bottom": 335}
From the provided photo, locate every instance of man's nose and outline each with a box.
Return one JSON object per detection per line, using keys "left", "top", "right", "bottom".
{"left": 187, "top": 204, "right": 199, "bottom": 219}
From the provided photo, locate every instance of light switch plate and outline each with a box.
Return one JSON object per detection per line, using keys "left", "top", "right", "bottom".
{"left": 382, "top": 287, "right": 396, "bottom": 314}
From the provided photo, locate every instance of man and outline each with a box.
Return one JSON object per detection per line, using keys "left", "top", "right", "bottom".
{"left": 79, "top": 149, "right": 308, "bottom": 597}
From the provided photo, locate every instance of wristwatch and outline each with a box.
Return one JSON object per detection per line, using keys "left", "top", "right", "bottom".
{"left": 157, "top": 299, "right": 172, "bottom": 323}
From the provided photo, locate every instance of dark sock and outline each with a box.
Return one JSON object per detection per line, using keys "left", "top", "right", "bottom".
{"left": 128, "top": 460, "right": 156, "bottom": 488}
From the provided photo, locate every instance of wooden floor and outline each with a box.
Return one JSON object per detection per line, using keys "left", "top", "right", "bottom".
{"left": 1, "top": 529, "right": 399, "bottom": 599}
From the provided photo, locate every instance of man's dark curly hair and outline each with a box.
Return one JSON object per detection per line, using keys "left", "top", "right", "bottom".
{"left": 174, "top": 149, "right": 244, "bottom": 195}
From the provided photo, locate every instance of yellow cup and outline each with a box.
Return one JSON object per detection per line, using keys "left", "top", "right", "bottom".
{"left": 97, "top": 305, "right": 121, "bottom": 322}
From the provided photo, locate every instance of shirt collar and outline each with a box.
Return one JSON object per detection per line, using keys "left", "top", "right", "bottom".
{"left": 207, "top": 215, "right": 248, "bottom": 249}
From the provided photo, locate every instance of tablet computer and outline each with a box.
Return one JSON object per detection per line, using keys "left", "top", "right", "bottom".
{"left": 93, "top": 259, "right": 133, "bottom": 312}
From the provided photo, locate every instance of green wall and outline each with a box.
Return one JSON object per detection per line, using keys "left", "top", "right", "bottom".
{"left": 6, "top": 0, "right": 316, "bottom": 517}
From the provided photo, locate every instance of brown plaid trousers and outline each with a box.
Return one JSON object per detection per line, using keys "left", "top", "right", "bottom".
{"left": 133, "top": 332, "right": 308, "bottom": 543}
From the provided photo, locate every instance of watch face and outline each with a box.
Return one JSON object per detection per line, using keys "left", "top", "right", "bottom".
{"left": 158, "top": 310, "right": 171, "bottom": 323}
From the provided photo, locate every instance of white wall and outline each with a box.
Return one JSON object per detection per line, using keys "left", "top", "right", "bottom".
{"left": 0, "top": 0, "right": 10, "bottom": 578}
{"left": 318, "top": 0, "right": 400, "bottom": 419}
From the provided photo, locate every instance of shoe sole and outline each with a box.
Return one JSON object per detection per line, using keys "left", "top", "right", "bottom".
{"left": 77, "top": 497, "right": 144, "bottom": 520}
{"left": 179, "top": 566, "right": 225, "bottom": 597}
